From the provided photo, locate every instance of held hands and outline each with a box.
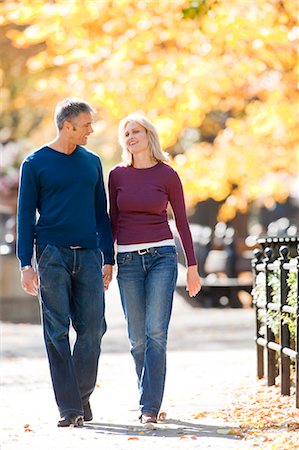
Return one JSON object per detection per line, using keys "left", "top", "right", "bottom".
{"left": 102, "top": 264, "right": 113, "bottom": 290}
{"left": 186, "top": 265, "right": 202, "bottom": 298}
{"left": 21, "top": 268, "right": 39, "bottom": 296}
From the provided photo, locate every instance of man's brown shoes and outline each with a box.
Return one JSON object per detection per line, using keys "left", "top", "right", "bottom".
{"left": 140, "top": 413, "right": 158, "bottom": 429}
{"left": 57, "top": 414, "right": 83, "bottom": 427}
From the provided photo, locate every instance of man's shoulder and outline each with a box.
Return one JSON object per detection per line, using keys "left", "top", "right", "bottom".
{"left": 22, "top": 146, "right": 49, "bottom": 165}
{"left": 77, "top": 146, "right": 103, "bottom": 170}
{"left": 77, "top": 146, "right": 100, "bottom": 160}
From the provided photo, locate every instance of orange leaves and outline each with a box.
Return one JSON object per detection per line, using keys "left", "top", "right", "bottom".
{"left": 23, "top": 424, "right": 33, "bottom": 432}
{"left": 173, "top": 91, "right": 298, "bottom": 220}
{"left": 158, "top": 411, "right": 167, "bottom": 421}
{"left": 179, "top": 435, "right": 197, "bottom": 440}
{"left": 220, "top": 382, "right": 299, "bottom": 449}
{"left": 1, "top": 0, "right": 298, "bottom": 218}
{"left": 192, "top": 411, "right": 207, "bottom": 419}
{"left": 226, "top": 428, "right": 244, "bottom": 437}
{"left": 2, "top": 0, "right": 295, "bottom": 133}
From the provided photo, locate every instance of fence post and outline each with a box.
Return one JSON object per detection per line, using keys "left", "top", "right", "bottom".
{"left": 279, "top": 245, "right": 290, "bottom": 395}
{"left": 296, "top": 244, "right": 299, "bottom": 408}
{"left": 252, "top": 248, "right": 264, "bottom": 379}
{"left": 264, "top": 246, "right": 276, "bottom": 386}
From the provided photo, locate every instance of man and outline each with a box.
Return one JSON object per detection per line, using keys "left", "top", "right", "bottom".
{"left": 17, "top": 98, "right": 114, "bottom": 427}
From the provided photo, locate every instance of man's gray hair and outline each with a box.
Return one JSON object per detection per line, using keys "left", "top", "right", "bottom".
{"left": 55, "top": 98, "right": 95, "bottom": 130}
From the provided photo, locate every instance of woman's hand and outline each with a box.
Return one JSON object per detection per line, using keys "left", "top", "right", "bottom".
{"left": 186, "top": 265, "right": 202, "bottom": 297}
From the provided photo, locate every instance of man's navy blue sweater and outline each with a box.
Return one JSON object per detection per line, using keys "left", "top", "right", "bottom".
{"left": 17, "top": 145, "right": 114, "bottom": 267}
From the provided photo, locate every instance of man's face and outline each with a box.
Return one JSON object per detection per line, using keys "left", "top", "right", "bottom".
{"left": 68, "top": 112, "right": 94, "bottom": 145}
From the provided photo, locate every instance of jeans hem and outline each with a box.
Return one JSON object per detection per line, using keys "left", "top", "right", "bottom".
{"left": 60, "top": 409, "right": 83, "bottom": 418}
{"left": 141, "top": 409, "right": 159, "bottom": 416}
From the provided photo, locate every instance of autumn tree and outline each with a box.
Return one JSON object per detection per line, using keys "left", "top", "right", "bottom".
{"left": 0, "top": 0, "right": 298, "bottom": 221}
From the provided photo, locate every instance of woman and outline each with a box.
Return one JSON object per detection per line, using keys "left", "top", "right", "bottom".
{"left": 108, "top": 113, "right": 201, "bottom": 427}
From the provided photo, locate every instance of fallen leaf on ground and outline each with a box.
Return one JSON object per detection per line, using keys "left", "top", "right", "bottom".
{"left": 158, "top": 411, "right": 167, "bottom": 421}
{"left": 193, "top": 411, "right": 207, "bottom": 419}
{"left": 227, "top": 428, "right": 244, "bottom": 437}
{"left": 213, "top": 379, "right": 299, "bottom": 450}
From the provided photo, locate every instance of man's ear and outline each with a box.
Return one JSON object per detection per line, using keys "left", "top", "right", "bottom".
{"left": 63, "top": 120, "right": 72, "bottom": 132}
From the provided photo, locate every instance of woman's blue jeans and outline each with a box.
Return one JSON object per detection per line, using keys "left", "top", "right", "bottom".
{"left": 36, "top": 244, "right": 106, "bottom": 418}
{"left": 117, "top": 246, "right": 178, "bottom": 416}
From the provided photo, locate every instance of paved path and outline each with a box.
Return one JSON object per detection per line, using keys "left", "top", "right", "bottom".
{"left": 1, "top": 280, "right": 256, "bottom": 449}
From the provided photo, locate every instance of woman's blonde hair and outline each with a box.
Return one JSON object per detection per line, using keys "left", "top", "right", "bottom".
{"left": 118, "top": 113, "right": 169, "bottom": 166}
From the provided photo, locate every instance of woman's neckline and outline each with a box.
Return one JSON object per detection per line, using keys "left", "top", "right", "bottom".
{"left": 130, "top": 162, "right": 160, "bottom": 170}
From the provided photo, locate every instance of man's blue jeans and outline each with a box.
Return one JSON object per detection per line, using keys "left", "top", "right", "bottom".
{"left": 117, "top": 246, "right": 178, "bottom": 416}
{"left": 36, "top": 244, "right": 106, "bottom": 418}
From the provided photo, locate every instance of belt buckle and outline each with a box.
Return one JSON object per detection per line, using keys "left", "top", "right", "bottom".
{"left": 138, "top": 248, "right": 149, "bottom": 255}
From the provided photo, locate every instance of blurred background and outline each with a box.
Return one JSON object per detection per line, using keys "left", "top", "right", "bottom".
{"left": 0, "top": 0, "right": 298, "bottom": 320}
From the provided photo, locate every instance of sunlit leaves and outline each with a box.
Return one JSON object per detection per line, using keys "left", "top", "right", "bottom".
{"left": 222, "top": 383, "right": 299, "bottom": 449}
{"left": 1, "top": 0, "right": 298, "bottom": 219}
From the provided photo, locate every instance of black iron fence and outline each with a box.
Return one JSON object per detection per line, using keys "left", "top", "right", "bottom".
{"left": 252, "top": 236, "right": 299, "bottom": 408}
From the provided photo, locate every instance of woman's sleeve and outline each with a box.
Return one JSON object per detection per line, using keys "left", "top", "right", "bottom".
{"left": 108, "top": 169, "right": 118, "bottom": 243}
{"left": 168, "top": 170, "right": 197, "bottom": 267}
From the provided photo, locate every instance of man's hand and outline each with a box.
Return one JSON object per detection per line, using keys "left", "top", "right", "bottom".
{"left": 21, "top": 267, "right": 39, "bottom": 296}
{"left": 102, "top": 264, "right": 113, "bottom": 290}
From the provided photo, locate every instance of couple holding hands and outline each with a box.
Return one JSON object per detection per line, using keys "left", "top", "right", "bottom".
{"left": 17, "top": 98, "right": 201, "bottom": 428}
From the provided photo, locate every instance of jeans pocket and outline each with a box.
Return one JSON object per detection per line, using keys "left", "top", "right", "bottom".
{"left": 117, "top": 253, "right": 132, "bottom": 265}
{"left": 92, "top": 248, "right": 103, "bottom": 267}
{"left": 36, "top": 244, "right": 50, "bottom": 265}
{"left": 155, "top": 246, "right": 177, "bottom": 258}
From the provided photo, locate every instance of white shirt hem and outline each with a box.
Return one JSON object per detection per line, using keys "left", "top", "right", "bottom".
{"left": 117, "top": 239, "right": 175, "bottom": 253}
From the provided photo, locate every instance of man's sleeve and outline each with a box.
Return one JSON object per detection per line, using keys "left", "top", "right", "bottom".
{"left": 95, "top": 159, "right": 115, "bottom": 265}
{"left": 16, "top": 159, "right": 38, "bottom": 268}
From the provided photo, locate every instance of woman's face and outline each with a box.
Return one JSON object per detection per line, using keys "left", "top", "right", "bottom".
{"left": 124, "top": 121, "right": 149, "bottom": 156}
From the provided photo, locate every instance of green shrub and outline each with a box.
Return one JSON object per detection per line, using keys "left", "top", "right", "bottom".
{"left": 282, "top": 260, "right": 298, "bottom": 338}
{"left": 267, "top": 263, "right": 280, "bottom": 337}
{"left": 252, "top": 271, "right": 266, "bottom": 337}
{"left": 253, "top": 259, "right": 298, "bottom": 339}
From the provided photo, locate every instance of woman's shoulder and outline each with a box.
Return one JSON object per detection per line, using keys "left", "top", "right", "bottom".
{"left": 110, "top": 163, "right": 128, "bottom": 171}
{"left": 158, "top": 162, "right": 179, "bottom": 178}
{"left": 157, "top": 163, "right": 183, "bottom": 192}
{"left": 109, "top": 163, "right": 129, "bottom": 177}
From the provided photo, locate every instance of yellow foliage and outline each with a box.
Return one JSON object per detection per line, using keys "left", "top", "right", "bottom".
{"left": 0, "top": 0, "right": 298, "bottom": 219}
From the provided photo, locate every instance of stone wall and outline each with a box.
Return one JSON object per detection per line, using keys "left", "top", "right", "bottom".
{"left": 0, "top": 255, "right": 40, "bottom": 323}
